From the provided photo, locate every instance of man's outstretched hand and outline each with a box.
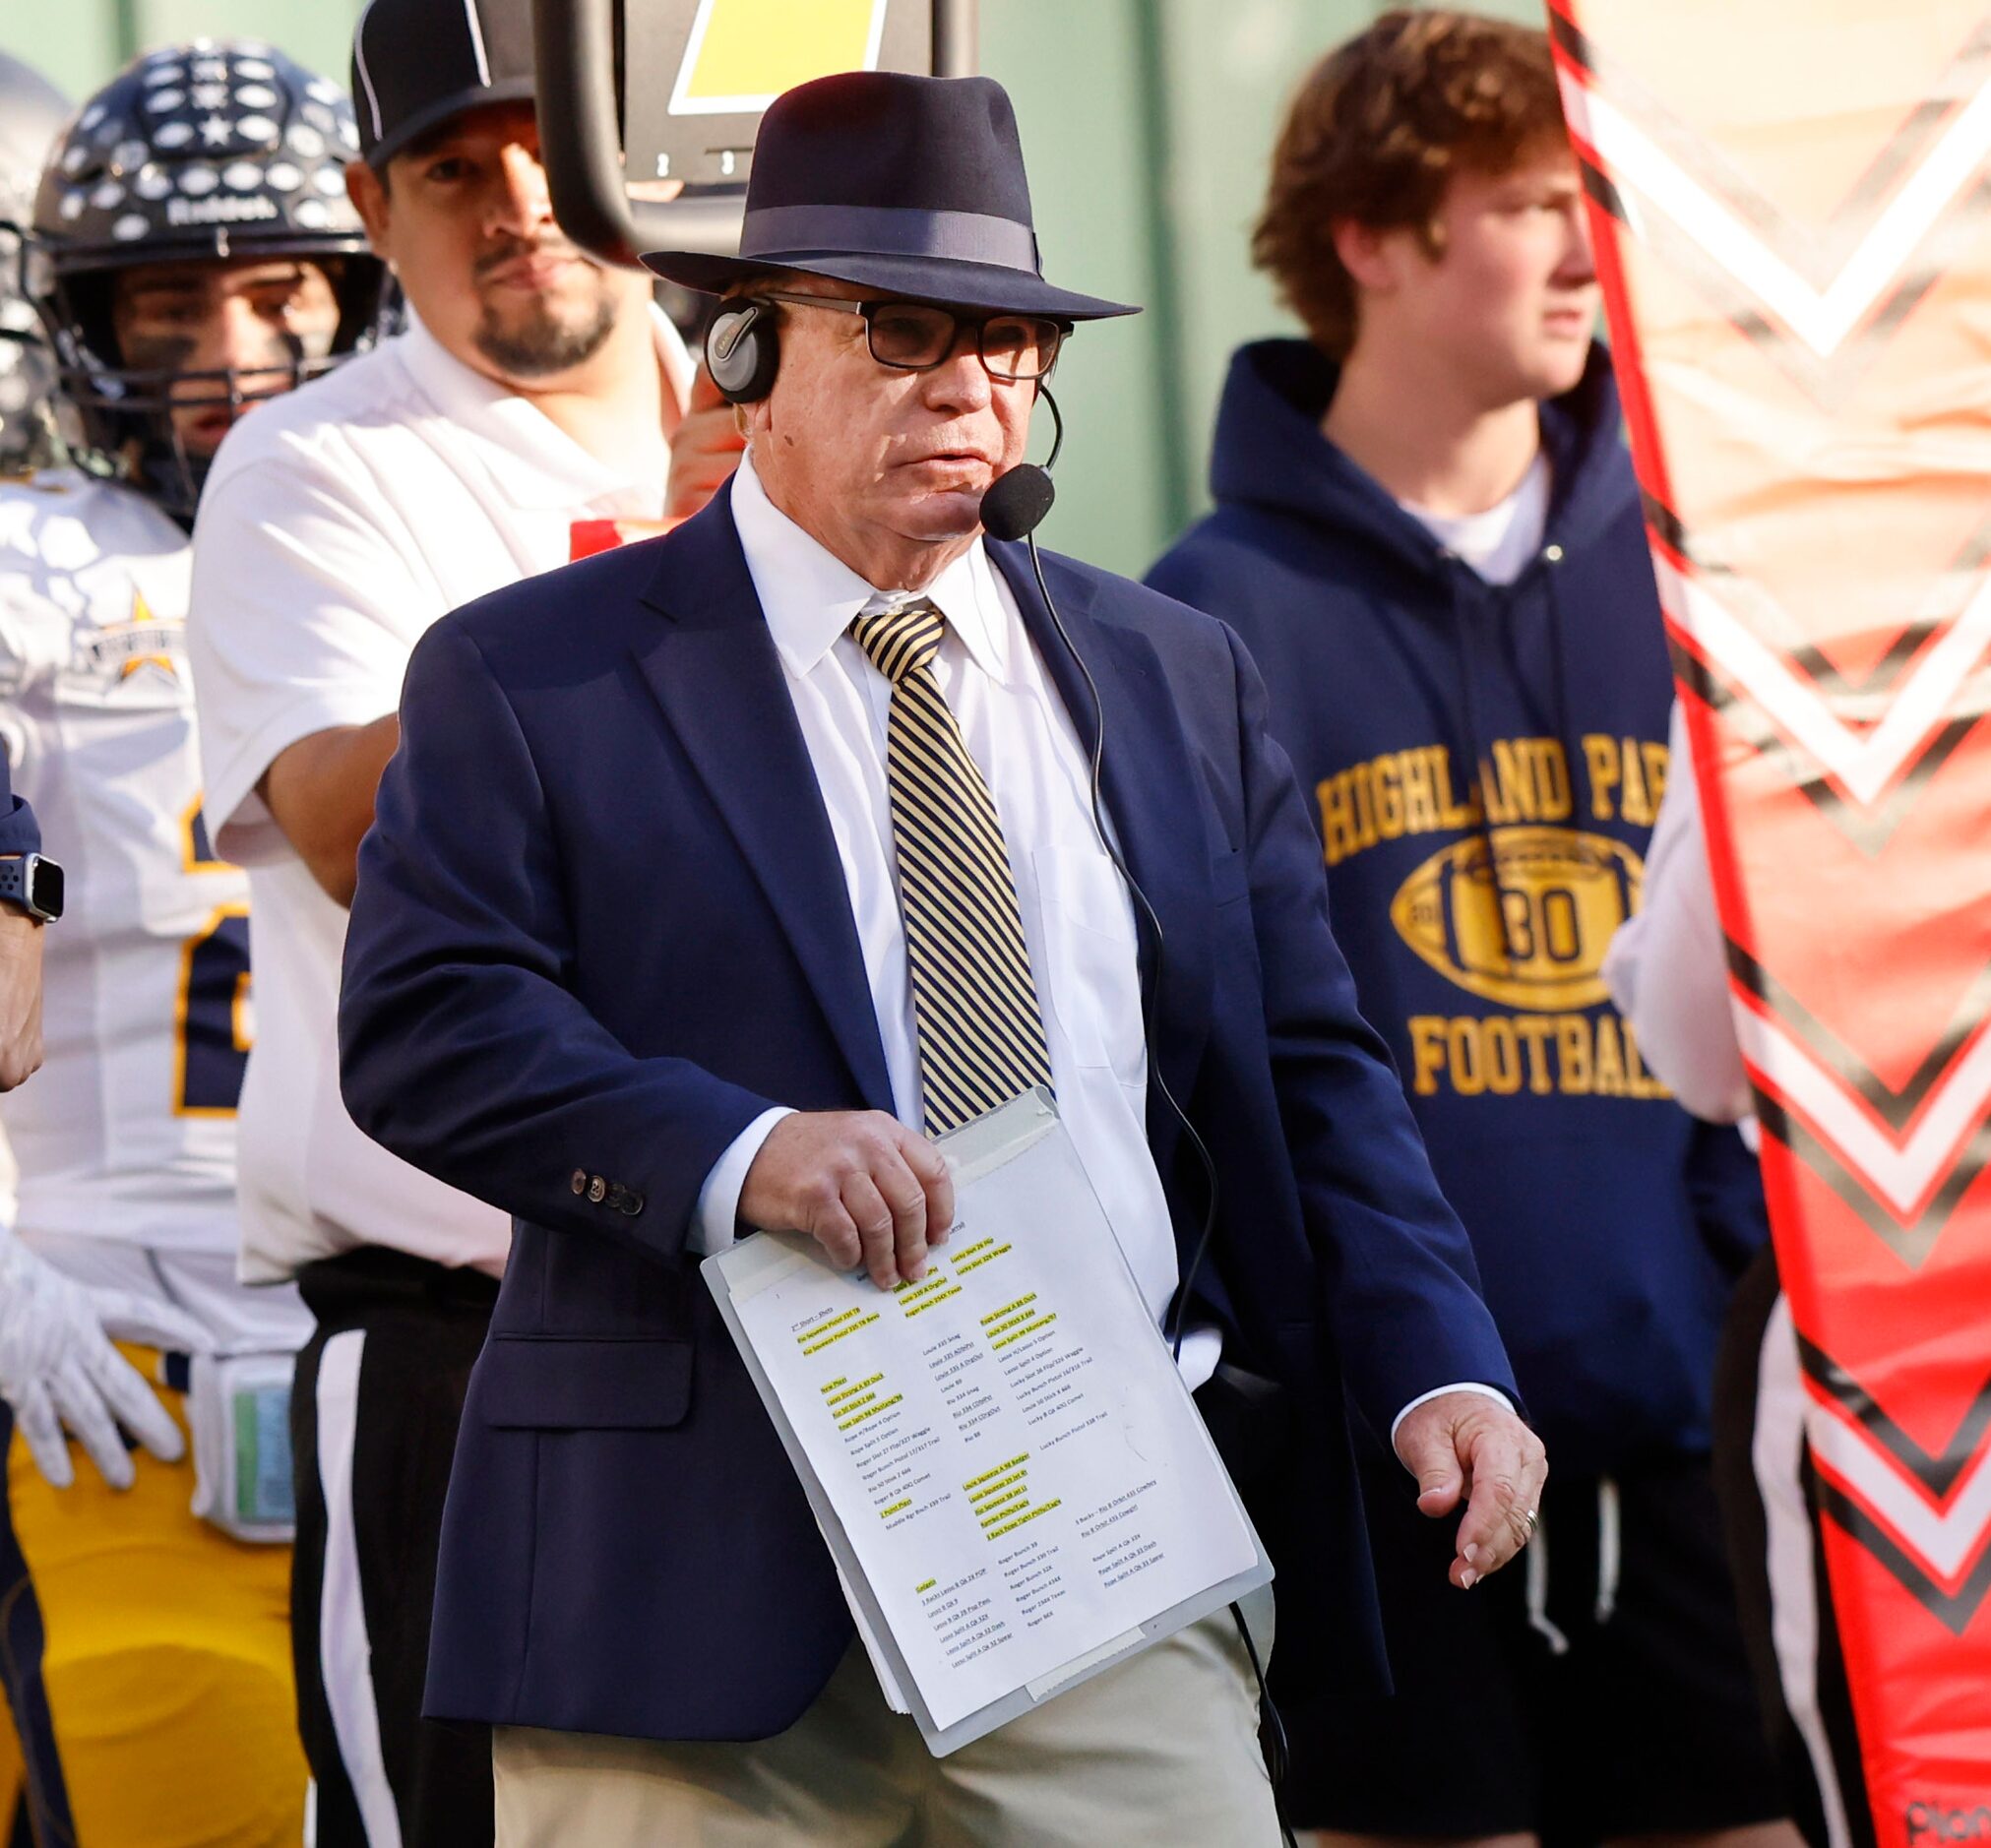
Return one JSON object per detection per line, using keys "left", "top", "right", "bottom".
{"left": 1394, "top": 1389, "right": 1547, "bottom": 1589}
{"left": 738, "top": 1110, "right": 954, "bottom": 1291}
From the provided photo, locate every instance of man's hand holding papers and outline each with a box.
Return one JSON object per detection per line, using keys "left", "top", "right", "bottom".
{"left": 706, "top": 1093, "right": 1272, "bottom": 1753}
{"left": 741, "top": 1110, "right": 956, "bottom": 1289}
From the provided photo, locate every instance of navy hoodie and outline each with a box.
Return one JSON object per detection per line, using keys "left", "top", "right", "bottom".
{"left": 1149, "top": 339, "right": 1766, "bottom": 1472}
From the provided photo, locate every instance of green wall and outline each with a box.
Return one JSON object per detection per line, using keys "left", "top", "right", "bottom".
{"left": 987, "top": 1, "right": 1376, "bottom": 573}
{"left": 5, "top": 0, "right": 1538, "bottom": 574}
{"left": 4, "top": 0, "right": 355, "bottom": 106}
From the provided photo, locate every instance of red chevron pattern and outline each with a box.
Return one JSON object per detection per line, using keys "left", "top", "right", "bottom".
{"left": 1551, "top": 2, "right": 1991, "bottom": 1834}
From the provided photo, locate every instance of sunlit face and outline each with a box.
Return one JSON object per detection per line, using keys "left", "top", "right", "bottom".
{"left": 107, "top": 256, "right": 342, "bottom": 458}
{"left": 346, "top": 99, "right": 646, "bottom": 387}
{"left": 1360, "top": 144, "right": 1599, "bottom": 407}
{"left": 742, "top": 277, "right": 1036, "bottom": 575}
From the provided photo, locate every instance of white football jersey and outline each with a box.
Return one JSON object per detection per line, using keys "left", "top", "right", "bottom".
{"left": 0, "top": 468, "right": 248, "bottom": 1255}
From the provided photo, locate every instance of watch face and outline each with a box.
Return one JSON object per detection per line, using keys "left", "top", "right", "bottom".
{"left": 26, "top": 857, "right": 61, "bottom": 920}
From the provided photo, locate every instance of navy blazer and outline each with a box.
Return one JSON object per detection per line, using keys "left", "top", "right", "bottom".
{"left": 339, "top": 482, "right": 1517, "bottom": 1741}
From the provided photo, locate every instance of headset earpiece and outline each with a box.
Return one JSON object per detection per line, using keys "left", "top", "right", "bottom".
{"left": 707, "top": 299, "right": 780, "bottom": 403}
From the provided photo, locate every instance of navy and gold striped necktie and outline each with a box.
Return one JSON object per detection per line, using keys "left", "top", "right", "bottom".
{"left": 849, "top": 595, "right": 1054, "bottom": 1134}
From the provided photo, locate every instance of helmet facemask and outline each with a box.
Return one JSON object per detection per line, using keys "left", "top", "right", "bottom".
{"left": 36, "top": 248, "right": 385, "bottom": 519}
{"left": 26, "top": 40, "right": 395, "bottom": 520}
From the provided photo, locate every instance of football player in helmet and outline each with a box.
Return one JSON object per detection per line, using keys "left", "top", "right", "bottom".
{"left": 28, "top": 40, "right": 388, "bottom": 521}
{"left": 0, "top": 40, "right": 390, "bottom": 1843}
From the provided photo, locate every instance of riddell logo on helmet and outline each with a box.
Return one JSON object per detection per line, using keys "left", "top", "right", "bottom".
{"left": 164, "top": 195, "right": 279, "bottom": 228}
{"left": 1907, "top": 1803, "right": 1991, "bottom": 1842}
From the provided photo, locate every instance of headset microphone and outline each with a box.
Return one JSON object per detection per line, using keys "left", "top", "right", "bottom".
{"left": 976, "top": 379, "right": 1064, "bottom": 540}
{"left": 976, "top": 463, "right": 1054, "bottom": 542}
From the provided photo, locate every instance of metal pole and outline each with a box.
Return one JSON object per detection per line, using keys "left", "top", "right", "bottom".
{"left": 1130, "top": 0, "right": 1194, "bottom": 542}
{"left": 934, "top": 0, "right": 978, "bottom": 77}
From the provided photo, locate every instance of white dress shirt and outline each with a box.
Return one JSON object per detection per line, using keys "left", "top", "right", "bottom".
{"left": 694, "top": 454, "right": 1220, "bottom": 1388}
{"left": 694, "top": 457, "right": 1509, "bottom": 1440}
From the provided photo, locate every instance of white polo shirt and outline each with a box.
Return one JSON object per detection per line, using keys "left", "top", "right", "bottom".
{"left": 189, "top": 307, "right": 692, "bottom": 1282}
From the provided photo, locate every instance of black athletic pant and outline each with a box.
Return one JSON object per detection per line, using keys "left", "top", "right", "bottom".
{"left": 290, "top": 1250, "right": 497, "bottom": 1848}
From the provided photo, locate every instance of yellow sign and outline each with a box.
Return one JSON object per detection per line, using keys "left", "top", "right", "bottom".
{"left": 670, "top": 0, "right": 888, "bottom": 115}
{"left": 1389, "top": 826, "right": 1643, "bottom": 1012}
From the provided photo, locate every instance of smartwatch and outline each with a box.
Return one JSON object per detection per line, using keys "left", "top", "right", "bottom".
{"left": 0, "top": 853, "right": 63, "bottom": 922}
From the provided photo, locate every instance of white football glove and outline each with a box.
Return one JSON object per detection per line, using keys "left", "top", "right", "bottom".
{"left": 0, "top": 1226, "right": 209, "bottom": 1490}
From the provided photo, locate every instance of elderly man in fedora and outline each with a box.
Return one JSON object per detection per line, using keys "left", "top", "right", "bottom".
{"left": 337, "top": 70, "right": 1544, "bottom": 1844}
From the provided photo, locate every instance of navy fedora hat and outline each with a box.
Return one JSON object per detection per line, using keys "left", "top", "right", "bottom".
{"left": 641, "top": 71, "right": 1137, "bottom": 322}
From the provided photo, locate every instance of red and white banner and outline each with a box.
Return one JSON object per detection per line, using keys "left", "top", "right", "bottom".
{"left": 1552, "top": 4, "right": 1991, "bottom": 1837}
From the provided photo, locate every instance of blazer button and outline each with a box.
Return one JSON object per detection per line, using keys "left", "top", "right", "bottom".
{"left": 570, "top": 1169, "right": 588, "bottom": 1196}
{"left": 588, "top": 1176, "right": 607, "bottom": 1203}
{"left": 618, "top": 1193, "right": 645, "bottom": 1218}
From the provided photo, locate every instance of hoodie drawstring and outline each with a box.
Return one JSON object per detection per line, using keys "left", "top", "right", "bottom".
{"left": 1440, "top": 553, "right": 1519, "bottom": 965}
{"left": 1523, "top": 1481, "right": 1623, "bottom": 1656}
{"left": 1524, "top": 1512, "right": 1571, "bottom": 1655}
{"left": 1594, "top": 1475, "right": 1622, "bottom": 1625}
{"left": 1539, "top": 539, "right": 1580, "bottom": 826}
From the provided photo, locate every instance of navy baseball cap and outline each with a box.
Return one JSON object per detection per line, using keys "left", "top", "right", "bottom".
{"left": 350, "top": 0, "right": 536, "bottom": 171}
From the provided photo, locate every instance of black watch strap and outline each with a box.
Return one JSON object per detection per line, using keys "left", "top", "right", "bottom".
{"left": 0, "top": 854, "right": 62, "bottom": 922}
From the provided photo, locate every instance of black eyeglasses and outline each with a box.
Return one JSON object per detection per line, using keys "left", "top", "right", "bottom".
{"left": 756, "top": 290, "right": 1068, "bottom": 381}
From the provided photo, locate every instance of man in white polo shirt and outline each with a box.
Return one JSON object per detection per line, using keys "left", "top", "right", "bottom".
{"left": 186, "top": 0, "right": 726, "bottom": 1837}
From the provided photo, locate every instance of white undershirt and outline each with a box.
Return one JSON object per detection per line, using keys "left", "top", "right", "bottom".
{"left": 1400, "top": 451, "right": 1551, "bottom": 587}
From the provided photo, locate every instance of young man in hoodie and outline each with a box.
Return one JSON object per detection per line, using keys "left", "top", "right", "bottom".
{"left": 1151, "top": 15, "right": 1797, "bottom": 1847}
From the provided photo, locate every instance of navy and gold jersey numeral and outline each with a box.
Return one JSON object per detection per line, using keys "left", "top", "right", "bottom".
{"left": 181, "top": 795, "right": 232, "bottom": 874}
{"left": 175, "top": 905, "right": 251, "bottom": 1117}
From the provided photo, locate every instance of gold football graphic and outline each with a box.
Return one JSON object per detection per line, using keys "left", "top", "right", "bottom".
{"left": 1389, "top": 827, "right": 1644, "bottom": 1012}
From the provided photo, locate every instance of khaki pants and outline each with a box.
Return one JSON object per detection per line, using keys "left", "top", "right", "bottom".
{"left": 493, "top": 1609, "right": 1281, "bottom": 1846}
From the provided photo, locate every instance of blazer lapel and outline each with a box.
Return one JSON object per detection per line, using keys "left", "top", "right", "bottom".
{"left": 632, "top": 492, "right": 895, "bottom": 1114}
{"left": 988, "top": 542, "right": 1216, "bottom": 1125}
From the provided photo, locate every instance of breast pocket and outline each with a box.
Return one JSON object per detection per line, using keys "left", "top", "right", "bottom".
{"left": 1030, "top": 844, "right": 1145, "bottom": 1075}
